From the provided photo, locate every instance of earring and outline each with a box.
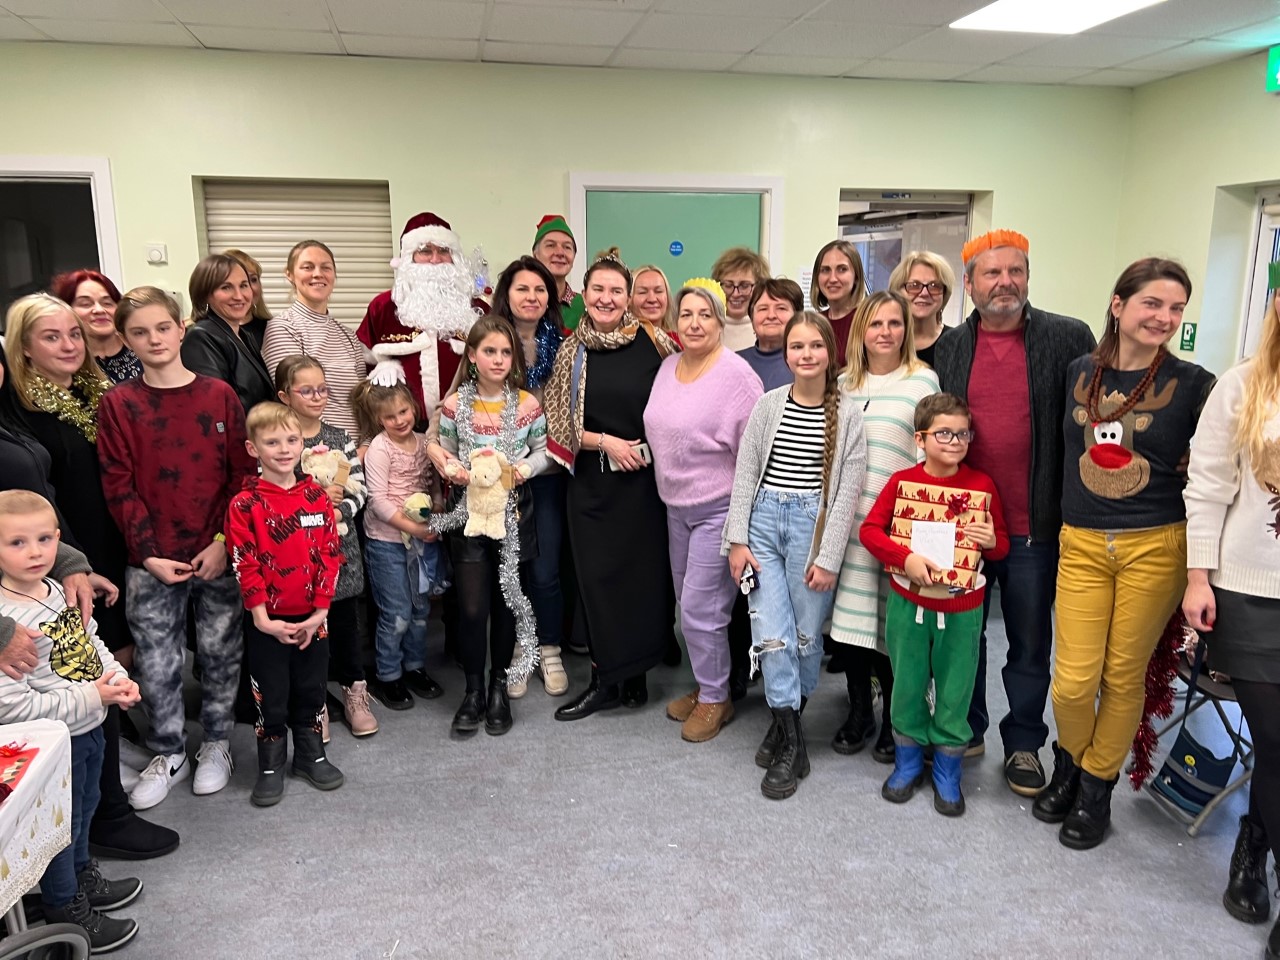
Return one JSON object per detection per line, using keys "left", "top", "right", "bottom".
{"left": 468, "top": 362, "right": 477, "bottom": 379}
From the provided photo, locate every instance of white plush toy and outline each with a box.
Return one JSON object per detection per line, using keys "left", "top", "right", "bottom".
{"left": 449, "top": 448, "right": 530, "bottom": 540}
{"left": 300, "top": 445, "right": 364, "bottom": 535}
{"left": 400, "top": 492, "right": 433, "bottom": 547}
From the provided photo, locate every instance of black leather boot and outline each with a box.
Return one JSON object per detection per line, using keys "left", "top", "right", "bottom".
{"left": 485, "top": 670, "right": 513, "bottom": 736}
{"left": 872, "top": 671, "right": 895, "bottom": 763}
{"left": 290, "top": 727, "right": 344, "bottom": 791}
{"left": 1268, "top": 913, "right": 1280, "bottom": 959}
{"left": 620, "top": 674, "right": 649, "bottom": 708}
{"left": 1033, "top": 741, "right": 1081, "bottom": 824}
{"left": 452, "top": 674, "right": 486, "bottom": 736}
{"left": 832, "top": 669, "right": 874, "bottom": 755}
{"left": 251, "top": 736, "right": 287, "bottom": 807}
{"left": 756, "top": 696, "right": 806, "bottom": 768}
{"left": 554, "top": 669, "right": 621, "bottom": 721}
{"left": 1223, "top": 815, "right": 1271, "bottom": 923}
{"left": 1059, "top": 770, "right": 1116, "bottom": 850}
{"left": 761, "top": 707, "right": 810, "bottom": 800}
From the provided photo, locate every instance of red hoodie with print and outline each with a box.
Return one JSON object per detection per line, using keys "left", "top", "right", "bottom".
{"left": 226, "top": 476, "right": 342, "bottom": 616}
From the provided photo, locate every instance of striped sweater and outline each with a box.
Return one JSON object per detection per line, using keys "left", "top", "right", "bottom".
{"left": 830, "top": 365, "right": 940, "bottom": 650}
{"left": 262, "top": 301, "right": 369, "bottom": 441}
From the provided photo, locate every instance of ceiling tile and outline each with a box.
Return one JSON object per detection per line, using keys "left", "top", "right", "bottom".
{"left": 958, "top": 64, "right": 1094, "bottom": 84}
{"left": 495, "top": 0, "right": 655, "bottom": 5}
{"left": 187, "top": 24, "right": 341, "bottom": 53}
{"left": 487, "top": 4, "right": 641, "bottom": 45}
{"left": 881, "top": 26, "right": 1051, "bottom": 63}
{"left": 850, "top": 59, "right": 974, "bottom": 80}
{"left": 23, "top": 18, "right": 198, "bottom": 44}
{"left": 732, "top": 54, "right": 865, "bottom": 76}
{"left": 325, "top": 0, "right": 484, "bottom": 40}
{"left": 655, "top": 0, "right": 824, "bottom": 16}
{"left": 625, "top": 13, "right": 787, "bottom": 53}
{"left": 0, "top": 11, "right": 45, "bottom": 39}
{"left": 0, "top": 0, "right": 168, "bottom": 20}
{"left": 1211, "top": 16, "right": 1280, "bottom": 45}
{"left": 1004, "top": 33, "right": 1183, "bottom": 68}
{"left": 814, "top": 0, "right": 986, "bottom": 27}
{"left": 341, "top": 33, "right": 478, "bottom": 59}
{"left": 758, "top": 19, "right": 924, "bottom": 58}
{"left": 1094, "top": 0, "right": 1280, "bottom": 38}
{"left": 610, "top": 47, "right": 739, "bottom": 70}
{"left": 1067, "top": 67, "right": 1176, "bottom": 86}
{"left": 482, "top": 39, "right": 613, "bottom": 66}
{"left": 162, "top": 0, "right": 329, "bottom": 31}
{"left": 1121, "top": 38, "right": 1258, "bottom": 70}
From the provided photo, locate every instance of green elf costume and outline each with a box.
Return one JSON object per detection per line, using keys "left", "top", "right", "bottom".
{"left": 534, "top": 215, "right": 585, "bottom": 334}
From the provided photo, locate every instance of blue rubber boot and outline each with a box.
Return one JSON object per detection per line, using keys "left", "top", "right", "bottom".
{"left": 932, "top": 746, "right": 966, "bottom": 817}
{"left": 881, "top": 736, "right": 925, "bottom": 804}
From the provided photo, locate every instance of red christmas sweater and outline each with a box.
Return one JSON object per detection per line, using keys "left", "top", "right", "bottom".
{"left": 226, "top": 476, "right": 342, "bottom": 616}
{"left": 860, "top": 462, "right": 1009, "bottom": 614}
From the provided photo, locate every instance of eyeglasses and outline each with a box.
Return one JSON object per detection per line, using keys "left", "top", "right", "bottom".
{"left": 922, "top": 428, "right": 974, "bottom": 444}
{"left": 903, "top": 281, "right": 945, "bottom": 296}
{"left": 720, "top": 281, "right": 755, "bottom": 294}
{"left": 292, "top": 386, "right": 329, "bottom": 399}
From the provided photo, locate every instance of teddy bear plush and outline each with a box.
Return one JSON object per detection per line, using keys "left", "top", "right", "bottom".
{"left": 400, "top": 492, "right": 432, "bottom": 548}
{"left": 451, "top": 448, "right": 530, "bottom": 540}
{"left": 300, "top": 444, "right": 365, "bottom": 535}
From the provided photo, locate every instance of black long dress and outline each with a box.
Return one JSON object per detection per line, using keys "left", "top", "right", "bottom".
{"left": 17, "top": 401, "right": 134, "bottom": 653}
{"left": 566, "top": 334, "right": 674, "bottom": 686}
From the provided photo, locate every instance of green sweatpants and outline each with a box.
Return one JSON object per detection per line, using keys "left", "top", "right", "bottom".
{"left": 885, "top": 591, "right": 982, "bottom": 748}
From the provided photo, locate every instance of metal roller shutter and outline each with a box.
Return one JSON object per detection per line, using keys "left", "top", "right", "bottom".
{"left": 201, "top": 179, "right": 393, "bottom": 328}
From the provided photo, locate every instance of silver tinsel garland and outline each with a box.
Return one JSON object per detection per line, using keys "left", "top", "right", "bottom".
{"left": 429, "top": 380, "right": 540, "bottom": 684}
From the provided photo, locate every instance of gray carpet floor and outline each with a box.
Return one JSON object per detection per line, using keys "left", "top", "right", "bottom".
{"left": 97, "top": 609, "right": 1263, "bottom": 960}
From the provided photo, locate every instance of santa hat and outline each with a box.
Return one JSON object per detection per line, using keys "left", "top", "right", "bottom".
{"left": 395, "top": 212, "right": 462, "bottom": 266}
{"left": 533, "top": 214, "right": 575, "bottom": 249}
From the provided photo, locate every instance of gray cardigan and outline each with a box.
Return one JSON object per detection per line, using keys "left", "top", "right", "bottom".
{"left": 723, "top": 387, "right": 868, "bottom": 571}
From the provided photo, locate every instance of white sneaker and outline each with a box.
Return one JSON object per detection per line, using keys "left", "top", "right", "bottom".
{"left": 119, "top": 762, "right": 141, "bottom": 793}
{"left": 192, "top": 739, "right": 233, "bottom": 796}
{"left": 118, "top": 738, "right": 153, "bottom": 772}
{"left": 129, "top": 752, "right": 190, "bottom": 810}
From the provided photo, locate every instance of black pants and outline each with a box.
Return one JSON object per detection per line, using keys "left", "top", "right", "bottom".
{"left": 90, "top": 705, "right": 131, "bottom": 824}
{"left": 247, "top": 613, "right": 329, "bottom": 740}
{"left": 846, "top": 645, "right": 894, "bottom": 713}
{"left": 1234, "top": 679, "right": 1280, "bottom": 859}
{"left": 451, "top": 537, "right": 517, "bottom": 680}
{"left": 326, "top": 597, "right": 363, "bottom": 686}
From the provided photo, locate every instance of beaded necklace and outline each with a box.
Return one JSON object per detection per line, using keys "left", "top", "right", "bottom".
{"left": 1084, "top": 347, "right": 1167, "bottom": 425}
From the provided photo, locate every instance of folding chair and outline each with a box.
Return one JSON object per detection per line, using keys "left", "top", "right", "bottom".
{"left": 1146, "top": 651, "right": 1254, "bottom": 837}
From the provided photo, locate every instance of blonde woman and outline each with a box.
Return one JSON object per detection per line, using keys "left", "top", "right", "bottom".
{"left": 809, "top": 240, "right": 867, "bottom": 367}
{"left": 889, "top": 251, "right": 956, "bottom": 368}
{"left": 829, "top": 290, "right": 939, "bottom": 761}
{"left": 630, "top": 265, "right": 676, "bottom": 333}
{"left": 1183, "top": 264, "right": 1280, "bottom": 953}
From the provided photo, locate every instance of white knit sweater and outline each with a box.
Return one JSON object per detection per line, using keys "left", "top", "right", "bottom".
{"left": 1184, "top": 360, "right": 1280, "bottom": 599}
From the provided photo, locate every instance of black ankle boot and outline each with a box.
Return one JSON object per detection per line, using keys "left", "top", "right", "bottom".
{"left": 554, "top": 669, "right": 621, "bottom": 721}
{"left": 1268, "top": 913, "right": 1280, "bottom": 959}
{"left": 251, "top": 736, "right": 287, "bottom": 807}
{"left": 620, "top": 674, "right": 648, "bottom": 708}
{"left": 872, "top": 673, "right": 895, "bottom": 763}
{"left": 452, "top": 674, "right": 486, "bottom": 736}
{"left": 761, "top": 707, "right": 810, "bottom": 800}
{"left": 485, "top": 670, "right": 513, "bottom": 736}
{"left": 1224, "top": 815, "right": 1271, "bottom": 923}
{"left": 832, "top": 672, "right": 874, "bottom": 755}
{"left": 1059, "top": 770, "right": 1116, "bottom": 850}
{"left": 1033, "top": 741, "right": 1081, "bottom": 824}
{"left": 290, "top": 727, "right": 344, "bottom": 791}
{"left": 757, "top": 696, "right": 806, "bottom": 768}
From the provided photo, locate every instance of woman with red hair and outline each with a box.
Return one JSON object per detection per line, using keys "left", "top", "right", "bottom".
{"left": 50, "top": 270, "right": 141, "bottom": 383}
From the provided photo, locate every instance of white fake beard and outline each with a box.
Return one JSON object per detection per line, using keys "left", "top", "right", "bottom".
{"left": 392, "top": 260, "right": 479, "bottom": 339}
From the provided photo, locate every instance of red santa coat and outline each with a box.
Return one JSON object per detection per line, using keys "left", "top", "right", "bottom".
{"left": 356, "top": 291, "right": 488, "bottom": 418}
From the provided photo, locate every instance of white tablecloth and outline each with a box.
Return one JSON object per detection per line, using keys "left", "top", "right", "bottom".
{"left": 0, "top": 719, "right": 72, "bottom": 917}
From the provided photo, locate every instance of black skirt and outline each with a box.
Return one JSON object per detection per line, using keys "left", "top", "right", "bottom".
{"left": 1205, "top": 587, "right": 1280, "bottom": 684}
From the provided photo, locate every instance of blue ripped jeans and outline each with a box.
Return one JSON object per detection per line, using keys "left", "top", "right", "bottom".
{"left": 746, "top": 490, "right": 834, "bottom": 711}
{"left": 365, "top": 538, "right": 430, "bottom": 682}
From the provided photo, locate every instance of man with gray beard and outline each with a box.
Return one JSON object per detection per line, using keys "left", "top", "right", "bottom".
{"left": 358, "top": 212, "right": 489, "bottom": 419}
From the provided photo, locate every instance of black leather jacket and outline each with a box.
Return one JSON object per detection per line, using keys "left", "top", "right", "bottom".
{"left": 181, "top": 312, "right": 275, "bottom": 412}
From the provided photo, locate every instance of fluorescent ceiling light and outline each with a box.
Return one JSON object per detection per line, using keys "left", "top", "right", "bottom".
{"left": 951, "top": 0, "right": 1168, "bottom": 35}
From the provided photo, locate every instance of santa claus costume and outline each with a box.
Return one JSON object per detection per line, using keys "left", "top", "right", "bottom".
{"left": 357, "top": 212, "right": 489, "bottom": 421}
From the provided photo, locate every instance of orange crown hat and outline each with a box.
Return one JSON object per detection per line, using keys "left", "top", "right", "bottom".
{"left": 961, "top": 229, "right": 1030, "bottom": 266}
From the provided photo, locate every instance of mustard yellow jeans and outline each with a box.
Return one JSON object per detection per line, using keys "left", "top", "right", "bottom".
{"left": 1051, "top": 523, "right": 1187, "bottom": 780}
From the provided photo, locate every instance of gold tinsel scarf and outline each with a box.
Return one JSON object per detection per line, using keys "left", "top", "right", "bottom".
{"left": 543, "top": 314, "right": 678, "bottom": 471}
{"left": 23, "top": 372, "right": 110, "bottom": 443}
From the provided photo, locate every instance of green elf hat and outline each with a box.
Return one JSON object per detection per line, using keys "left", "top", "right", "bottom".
{"left": 533, "top": 214, "right": 575, "bottom": 250}
{"left": 1269, "top": 260, "right": 1280, "bottom": 291}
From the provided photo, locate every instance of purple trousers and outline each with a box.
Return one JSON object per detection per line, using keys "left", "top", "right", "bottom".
{"left": 667, "top": 496, "right": 737, "bottom": 704}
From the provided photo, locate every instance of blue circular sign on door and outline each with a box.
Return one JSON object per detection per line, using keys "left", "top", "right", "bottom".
{"left": 669, "top": 241, "right": 684, "bottom": 256}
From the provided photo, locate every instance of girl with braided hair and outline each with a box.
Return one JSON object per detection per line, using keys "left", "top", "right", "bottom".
{"left": 725, "top": 312, "right": 867, "bottom": 798}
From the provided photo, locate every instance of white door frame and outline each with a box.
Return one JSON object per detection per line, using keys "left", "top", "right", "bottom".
{"left": 568, "top": 172, "right": 785, "bottom": 289}
{"left": 0, "top": 154, "right": 123, "bottom": 283}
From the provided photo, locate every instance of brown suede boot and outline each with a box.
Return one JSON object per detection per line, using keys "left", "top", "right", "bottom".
{"left": 666, "top": 688, "right": 700, "bottom": 722}
{"left": 681, "top": 701, "right": 734, "bottom": 742}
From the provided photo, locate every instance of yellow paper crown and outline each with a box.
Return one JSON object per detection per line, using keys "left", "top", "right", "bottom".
{"left": 961, "top": 229, "right": 1030, "bottom": 266}
{"left": 682, "top": 277, "right": 726, "bottom": 306}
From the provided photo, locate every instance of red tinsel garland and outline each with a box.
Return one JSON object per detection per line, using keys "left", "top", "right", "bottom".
{"left": 1128, "top": 611, "right": 1188, "bottom": 790}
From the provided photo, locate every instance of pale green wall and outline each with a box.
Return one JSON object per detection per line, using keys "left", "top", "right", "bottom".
{"left": 1, "top": 42, "right": 1133, "bottom": 327}
{"left": 1119, "top": 52, "right": 1280, "bottom": 374}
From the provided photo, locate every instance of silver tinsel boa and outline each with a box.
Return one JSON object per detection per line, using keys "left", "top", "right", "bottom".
{"left": 428, "top": 380, "right": 540, "bottom": 684}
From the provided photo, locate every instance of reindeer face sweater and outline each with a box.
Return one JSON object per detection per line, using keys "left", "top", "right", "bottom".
{"left": 226, "top": 476, "right": 342, "bottom": 615}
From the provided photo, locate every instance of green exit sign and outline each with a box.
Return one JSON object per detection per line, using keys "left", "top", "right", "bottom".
{"left": 1269, "top": 45, "right": 1280, "bottom": 93}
